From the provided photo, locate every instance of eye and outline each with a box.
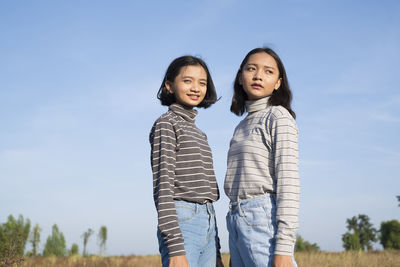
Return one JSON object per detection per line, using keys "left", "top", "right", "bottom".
{"left": 266, "top": 70, "right": 273, "bottom": 74}
{"left": 200, "top": 81, "right": 207, "bottom": 86}
{"left": 183, "top": 79, "right": 191, "bottom": 83}
{"left": 246, "top": 66, "right": 256, "bottom": 71}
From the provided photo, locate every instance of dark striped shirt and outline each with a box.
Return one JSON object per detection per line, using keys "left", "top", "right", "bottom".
{"left": 149, "top": 103, "right": 220, "bottom": 257}
{"left": 224, "top": 97, "right": 300, "bottom": 256}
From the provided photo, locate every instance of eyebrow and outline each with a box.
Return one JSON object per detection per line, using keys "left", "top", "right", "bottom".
{"left": 247, "top": 63, "right": 276, "bottom": 70}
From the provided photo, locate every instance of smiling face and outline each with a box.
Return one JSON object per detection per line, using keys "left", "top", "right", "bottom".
{"left": 165, "top": 65, "right": 207, "bottom": 108}
{"left": 239, "top": 52, "right": 282, "bottom": 100}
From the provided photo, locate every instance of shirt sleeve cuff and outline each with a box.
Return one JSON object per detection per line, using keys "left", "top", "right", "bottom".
{"left": 275, "top": 241, "right": 294, "bottom": 256}
{"left": 167, "top": 243, "right": 186, "bottom": 257}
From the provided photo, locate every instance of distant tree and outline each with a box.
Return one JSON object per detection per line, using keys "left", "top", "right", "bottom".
{"left": 0, "top": 215, "right": 30, "bottom": 266}
{"left": 68, "top": 243, "right": 79, "bottom": 256}
{"left": 43, "top": 224, "right": 66, "bottom": 257}
{"left": 0, "top": 226, "right": 25, "bottom": 266}
{"left": 295, "top": 235, "right": 320, "bottom": 252}
{"left": 0, "top": 223, "right": 24, "bottom": 266}
{"left": 380, "top": 220, "right": 400, "bottom": 250}
{"left": 97, "top": 226, "right": 107, "bottom": 255}
{"left": 0, "top": 215, "right": 31, "bottom": 257}
{"left": 82, "top": 228, "right": 94, "bottom": 257}
{"left": 357, "top": 214, "right": 378, "bottom": 250}
{"left": 342, "top": 232, "right": 362, "bottom": 251}
{"left": 342, "top": 214, "right": 377, "bottom": 251}
{"left": 29, "top": 224, "right": 41, "bottom": 256}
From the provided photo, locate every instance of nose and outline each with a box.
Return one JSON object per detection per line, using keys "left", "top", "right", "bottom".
{"left": 190, "top": 85, "right": 200, "bottom": 92}
{"left": 253, "top": 70, "right": 262, "bottom": 80}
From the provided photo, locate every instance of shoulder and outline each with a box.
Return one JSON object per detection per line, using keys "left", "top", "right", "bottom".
{"left": 152, "top": 110, "right": 177, "bottom": 128}
{"left": 270, "top": 106, "right": 296, "bottom": 122}
{"left": 269, "top": 106, "right": 293, "bottom": 119}
{"left": 267, "top": 106, "right": 298, "bottom": 132}
{"left": 150, "top": 110, "right": 178, "bottom": 139}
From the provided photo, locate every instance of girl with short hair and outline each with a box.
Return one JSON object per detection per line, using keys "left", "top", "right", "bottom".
{"left": 150, "top": 55, "right": 223, "bottom": 267}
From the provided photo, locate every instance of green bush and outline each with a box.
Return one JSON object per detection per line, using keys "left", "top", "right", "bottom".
{"left": 295, "top": 235, "right": 320, "bottom": 252}
{"left": 43, "top": 224, "right": 67, "bottom": 257}
{"left": 380, "top": 220, "right": 400, "bottom": 250}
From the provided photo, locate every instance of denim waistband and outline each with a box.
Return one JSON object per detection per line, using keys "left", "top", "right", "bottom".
{"left": 229, "top": 193, "right": 276, "bottom": 210}
{"left": 174, "top": 200, "right": 215, "bottom": 213}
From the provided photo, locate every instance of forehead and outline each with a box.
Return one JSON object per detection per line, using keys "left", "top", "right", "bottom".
{"left": 246, "top": 52, "right": 278, "bottom": 68}
{"left": 178, "top": 65, "right": 207, "bottom": 78}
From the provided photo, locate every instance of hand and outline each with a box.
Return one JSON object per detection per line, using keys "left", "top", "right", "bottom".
{"left": 216, "top": 256, "right": 224, "bottom": 267}
{"left": 273, "top": 255, "right": 293, "bottom": 267}
{"left": 169, "top": 255, "right": 189, "bottom": 267}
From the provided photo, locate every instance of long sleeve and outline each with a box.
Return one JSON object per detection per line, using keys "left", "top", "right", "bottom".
{"left": 271, "top": 110, "right": 300, "bottom": 256}
{"left": 150, "top": 119, "right": 186, "bottom": 257}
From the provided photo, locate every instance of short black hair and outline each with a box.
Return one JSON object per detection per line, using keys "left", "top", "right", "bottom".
{"left": 157, "top": 56, "right": 218, "bottom": 108}
{"left": 231, "top": 47, "right": 296, "bottom": 119}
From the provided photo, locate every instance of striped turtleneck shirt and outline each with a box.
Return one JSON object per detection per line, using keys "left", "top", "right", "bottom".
{"left": 149, "top": 103, "right": 220, "bottom": 257}
{"left": 224, "top": 96, "right": 300, "bottom": 256}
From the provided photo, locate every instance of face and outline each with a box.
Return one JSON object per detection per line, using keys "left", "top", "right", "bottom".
{"left": 239, "top": 52, "right": 282, "bottom": 100}
{"left": 165, "top": 65, "right": 207, "bottom": 108}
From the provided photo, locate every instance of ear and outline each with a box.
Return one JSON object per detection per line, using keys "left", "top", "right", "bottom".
{"left": 165, "top": 81, "right": 174, "bottom": 94}
{"left": 274, "top": 78, "right": 282, "bottom": 90}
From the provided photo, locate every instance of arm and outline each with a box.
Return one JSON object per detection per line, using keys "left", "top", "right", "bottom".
{"left": 271, "top": 111, "right": 300, "bottom": 257}
{"left": 150, "top": 119, "right": 186, "bottom": 258}
{"left": 273, "top": 254, "right": 293, "bottom": 267}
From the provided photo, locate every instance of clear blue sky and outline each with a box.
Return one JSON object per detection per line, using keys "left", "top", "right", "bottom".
{"left": 1, "top": 0, "right": 399, "bottom": 256}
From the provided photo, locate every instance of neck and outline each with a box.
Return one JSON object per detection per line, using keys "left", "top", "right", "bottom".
{"left": 245, "top": 96, "right": 270, "bottom": 113}
{"left": 169, "top": 103, "right": 198, "bottom": 122}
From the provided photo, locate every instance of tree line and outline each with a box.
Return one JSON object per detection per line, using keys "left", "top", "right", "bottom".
{"left": 341, "top": 196, "right": 400, "bottom": 251}
{"left": 0, "top": 214, "right": 107, "bottom": 266}
{"left": 2, "top": 195, "right": 399, "bottom": 264}
{"left": 295, "top": 196, "right": 400, "bottom": 253}
{"left": 342, "top": 215, "right": 400, "bottom": 251}
{"left": 294, "top": 215, "right": 400, "bottom": 253}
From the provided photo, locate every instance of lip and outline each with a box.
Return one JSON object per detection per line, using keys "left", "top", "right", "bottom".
{"left": 187, "top": 94, "right": 200, "bottom": 100}
{"left": 251, "top": 83, "right": 263, "bottom": 89}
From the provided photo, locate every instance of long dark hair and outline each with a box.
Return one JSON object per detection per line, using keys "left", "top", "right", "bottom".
{"left": 231, "top": 47, "right": 296, "bottom": 119}
{"left": 157, "top": 56, "right": 218, "bottom": 108}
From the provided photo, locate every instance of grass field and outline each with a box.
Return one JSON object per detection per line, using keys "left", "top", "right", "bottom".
{"left": 16, "top": 251, "right": 400, "bottom": 267}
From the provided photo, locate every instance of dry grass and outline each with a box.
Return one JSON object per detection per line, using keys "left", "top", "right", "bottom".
{"left": 15, "top": 251, "right": 400, "bottom": 267}
{"left": 295, "top": 250, "right": 400, "bottom": 267}
{"left": 17, "top": 255, "right": 161, "bottom": 267}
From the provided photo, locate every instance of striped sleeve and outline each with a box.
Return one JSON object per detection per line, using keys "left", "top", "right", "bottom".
{"left": 271, "top": 110, "right": 300, "bottom": 256}
{"left": 150, "top": 119, "right": 186, "bottom": 257}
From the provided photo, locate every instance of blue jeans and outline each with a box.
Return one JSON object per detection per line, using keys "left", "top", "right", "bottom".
{"left": 157, "top": 200, "right": 218, "bottom": 267}
{"left": 226, "top": 194, "right": 297, "bottom": 267}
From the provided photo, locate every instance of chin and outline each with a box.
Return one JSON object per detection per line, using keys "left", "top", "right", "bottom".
{"left": 182, "top": 102, "right": 197, "bottom": 107}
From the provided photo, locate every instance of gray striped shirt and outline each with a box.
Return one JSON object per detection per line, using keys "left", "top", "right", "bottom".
{"left": 150, "top": 103, "right": 220, "bottom": 257}
{"left": 224, "top": 96, "right": 300, "bottom": 256}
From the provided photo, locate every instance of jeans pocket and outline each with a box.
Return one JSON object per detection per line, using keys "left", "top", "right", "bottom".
{"left": 242, "top": 205, "right": 271, "bottom": 227}
{"left": 175, "top": 205, "right": 196, "bottom": 223}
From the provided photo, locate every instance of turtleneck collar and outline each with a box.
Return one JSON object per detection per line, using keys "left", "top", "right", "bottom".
{"left": 169, "top": 103, "right": 198, "bottom": 122}
{"left": 245, "top": 96, "right": 270, "bottom": 113}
